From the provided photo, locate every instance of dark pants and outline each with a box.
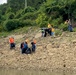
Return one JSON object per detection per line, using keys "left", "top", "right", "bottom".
{"left": 32, "top": 44, "right": 36, "bottom": 53}
{"left": 22, "top": 48, "right": 27, "bottom": 54}
{"left": 68, "top": 25, "right": 73, "bottom": 32}
{"left": 44, "top": 28, "right": 51, "bottom": 37}
{"left": 10, "top": 43, "right": 15, "bottom": 49}
{"left": 32, "top": 48, "right": 35, "bottom": 52}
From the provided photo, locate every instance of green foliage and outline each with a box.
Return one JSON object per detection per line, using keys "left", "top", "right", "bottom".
{"left": 0, "top": 0, "right": 76, "bottom": 32}
{"left": 21, "top": 12, "right": 37, "bottom": 20}
{"left": 23, "top": 6, "right": 35, "bottom": 14}
{"left": 0, "top": 4, "right": 8, "bottom": 15}
{"left": 22, "top": 19, "right": 36, "bottom": 26}
{"left": 73, "top": 27, "right": 76, "bottom": 32}
{"left": 4, "top": 19, "right": 24, "bottom": 31}
{"left": 8, "top": 0, "right": 25, "bottom": 12}
{"left": 0, "top": 15, "right": 2, "bottom": 23}
{"left": 15, "top": 9, "right": 23, "bottom": 19}
{"left": 0, "top": 16, "right": 6, "bottom": 21}
{"left": 0, "top": 32, "right": 9, "bottom": 37}
{"left": 55, "top": 29, "right": 62, "bottom": 36}
{"left": 4, "top": 12, "right": 15, "bottom": 20}
{"left": 8, "top": 13, "right": 15, "bottom": 19}
{"left": 58, "top": 23, "right": 68, "bottom": 31}
{"left": 6, "top": 7, "right": 12, "bottom": 13}
{"left": 36, "top": 13, "right": 48, "bottom": 27}
{"left": 15, "top": 13, "right": 22, "bottom": 19}
{"left": 51, "top": 17, "right": 63, "bottom": 28}
{"left": 0, "top": 25, "right": 4, "bottom": 32}
{"left": 27, "top": 0, "right": 45, "bottom": 9}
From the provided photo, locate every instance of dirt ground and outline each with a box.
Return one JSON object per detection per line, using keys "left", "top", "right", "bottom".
{"left": 0, "top": 30, "right": 76, "bottom": 72}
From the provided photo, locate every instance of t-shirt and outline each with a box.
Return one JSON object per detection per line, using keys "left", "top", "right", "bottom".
{"left": 9, "top": 38, "right": 14, "bottom": 43}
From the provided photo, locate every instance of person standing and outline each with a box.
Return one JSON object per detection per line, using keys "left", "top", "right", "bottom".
{"left": 68, "top": 19, "right": 73, "bottom": 32}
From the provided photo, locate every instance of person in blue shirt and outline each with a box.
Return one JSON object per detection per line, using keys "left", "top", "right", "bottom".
{"left": 22, "top": 41, "right": 28, "bottom": 54}
{"left": 31, "top": 41, "right": 36, "bottom": 53}
{"left": 68, "top": 19, "right": 73, "bottom": 32}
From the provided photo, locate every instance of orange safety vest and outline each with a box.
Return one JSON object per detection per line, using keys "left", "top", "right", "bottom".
{"left": 9, "top": 38, "right": 14, "bottom": 43}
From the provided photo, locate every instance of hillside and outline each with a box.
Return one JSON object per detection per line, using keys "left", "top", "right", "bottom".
{"left": 0, "top": 27, "right": 76, "bottom": 72}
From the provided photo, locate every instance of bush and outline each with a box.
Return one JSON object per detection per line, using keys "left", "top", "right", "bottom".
{"left": 58, "top": 23, "right": 68, "bottom": 31}
{"left": 4, "top": 19, "right": 24, "bottom": 31}
{"left": 51, "top": 17, "right": 63, "bottom": 28}
{"left": 36, "top": 13, "right": 48, "bottom": 27}
{"left": 15, "top": 13, "right": 22, "bottom": 19}
{"left": 0, "top": 25, "right": 4, "bottom": 32}
{"left": 8, "top": 13, "right": 15, "bottom": 19}
{"left": 22, "top": 12, "right": 37, "bottom": 20}
{"left": 22, "top": 6, "right": 35, "bottom": 14}
{"left": 22, "top": 19, "right": 36, "bottom": 26}
{"left": 15, "top": 9, "right": 23, "bottom": 19}
{"left": 55, "top": 29, "right": 62, "bottom": 36}
{"left": 73, "top": 27, "right": 76, "bottom": 32}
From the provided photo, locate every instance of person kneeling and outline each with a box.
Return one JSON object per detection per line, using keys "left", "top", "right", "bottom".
{"left": 22, "top": 42, "right": 28, "bottom": 54}
{"left": 31, "top": 41, "right": 36, "bottom": 53}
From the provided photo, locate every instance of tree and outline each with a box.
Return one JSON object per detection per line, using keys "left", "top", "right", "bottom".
{"left": 7, "top": 0, "right": 25, "bottom": 12}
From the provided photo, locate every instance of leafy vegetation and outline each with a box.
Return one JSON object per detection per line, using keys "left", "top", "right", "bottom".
{"left": 0, "top": 0, "right": 76, "bottom": 32}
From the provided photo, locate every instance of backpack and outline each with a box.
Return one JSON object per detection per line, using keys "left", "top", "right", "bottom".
{"left": 25, "top": 48, "right": 31, "bottom": 54}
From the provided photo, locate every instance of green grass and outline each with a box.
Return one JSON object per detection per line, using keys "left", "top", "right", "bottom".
{"left": 0, "top": 32, "right": 9, "bottom": 38}
{"left": 73, "top": 27, "right": 76, "bottom": 32}
{"left": 55, "top": 29, "right": 62, "bottom": 36}
{"left": 0, "top": 26, "right": 39, "bottom": 38}
{"left": 0, "top": 26, "right": 29, "bottom": 38}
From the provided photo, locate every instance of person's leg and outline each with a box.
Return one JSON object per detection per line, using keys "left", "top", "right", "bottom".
{"left": 22, "top": 48, "right": 25, "bottom": 54}
{"left": 32, "top": 48, "right": 35, "bottom": 52}
{"left": 32, "top": 45, "right": 36, "bottom": 53}
{"left": 70, "top": 26, "right": 73, "bottom": 32}
{"left": 12, "top": 43, "right": 15, "bottom": 49}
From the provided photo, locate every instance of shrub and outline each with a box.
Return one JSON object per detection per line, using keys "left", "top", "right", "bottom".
{"left": 51, "top": 17, "right": 63, "bottom": 28}
{"left": 22, "top": 19, "right": 36, "bottom": 26}
{"left": 0, "top": 25, "right": 4, "bottom": 32}
{"left": 15, "top": 13, "right": 22, "bottom": 19}
{"left": 15, "top": 9, "right": 23, "bottom": 19}
{"left": 58, "top": 23, "right": 68, "bottom": 31}
{"left": 36, "top": 13, "right": 48, "bottom": 27}
{"left": 22, "top": 12, "right": 37, "bottom": 20}
{"left": 4, "top": 19, "right": 24, "bottom": 31}
{"left": 8, "top": 13, "right": 15, "bottom": 19}
{"left": 55, "top": 29, "right": 62, "bottom": 36}
{"left": 73, "top": 27, "right": 76, "bottom": 32}
{"left": 22, "top": 6, "right": 35, "bottom": 14}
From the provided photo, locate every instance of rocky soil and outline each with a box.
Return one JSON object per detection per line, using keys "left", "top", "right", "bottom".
{"left": 0, "top": 28, "right": 76, "bottom": 72}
